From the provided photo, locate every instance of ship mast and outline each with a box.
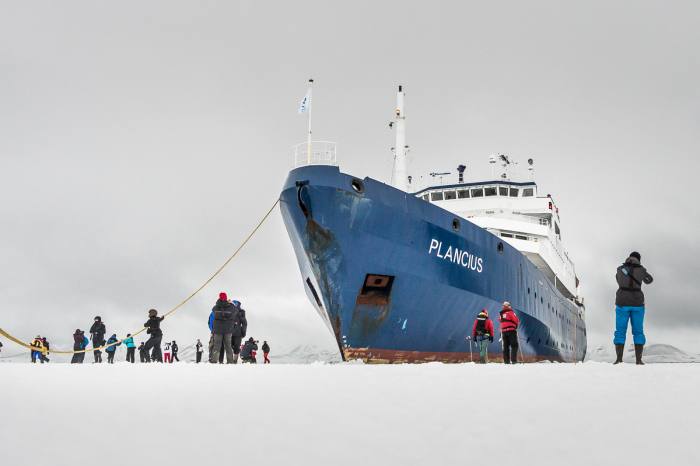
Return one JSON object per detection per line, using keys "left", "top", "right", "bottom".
{"left": 393, "top": 85, "right": 408, "bottom": 191}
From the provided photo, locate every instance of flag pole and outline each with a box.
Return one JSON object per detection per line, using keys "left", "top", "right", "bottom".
{"left": 307, "top": 78, "right": 313, "bottom": 165}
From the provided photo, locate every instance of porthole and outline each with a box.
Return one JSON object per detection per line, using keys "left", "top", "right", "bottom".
{"left": 541, "top": 297, "right": 544, "bottom": 304}
{"left": 351, "top": 178, "right": 365, "bottom": 194}
{"left": 498, "top": 242, "right": 504, "bottom": 254}
{"left": 452, "top": 218, "right": 461, "bottom": 232}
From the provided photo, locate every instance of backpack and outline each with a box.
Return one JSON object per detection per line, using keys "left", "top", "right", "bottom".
{"left": 81, "top": 336, "right": 89, "bottom": 350}
{"left": 475, "top": 317, "right": 487, "bottom": 335}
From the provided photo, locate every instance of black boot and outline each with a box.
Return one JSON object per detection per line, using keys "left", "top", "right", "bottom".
{"left": 635, "top": 344, "right": 644, "bottom": 365}
{"left": 614, "top": 344, "right": 624, "bottom": 364}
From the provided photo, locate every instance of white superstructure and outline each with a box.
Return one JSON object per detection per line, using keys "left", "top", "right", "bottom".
{"left": 412, "top": 161, "right": 581, "bottom": 302}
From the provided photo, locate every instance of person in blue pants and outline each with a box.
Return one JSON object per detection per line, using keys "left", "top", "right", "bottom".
{"left": 614, "top": 252, "right": 653, "bottom": 365}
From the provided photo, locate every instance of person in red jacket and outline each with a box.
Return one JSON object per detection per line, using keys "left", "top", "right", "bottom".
{"left": 498, "top": 301, "right": 520, "bottom": 364}
{"left": 472, "top": 310, "right": 494, "bottom": 363}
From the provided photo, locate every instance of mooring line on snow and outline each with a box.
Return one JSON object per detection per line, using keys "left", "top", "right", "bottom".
{"left": 0, "top": 198, "right": 281, "bottom": 355}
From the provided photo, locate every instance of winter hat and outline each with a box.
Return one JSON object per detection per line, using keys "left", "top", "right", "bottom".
{"left": 249, "top": 337, "right": 254, "bottom": 342}
{"left": 481, "top": 309, "right": 488, "bottom": 316}
{"left": 148, "top": 309, "right": 158, "bottom": 317}
{"left": 75, "top": 329, "right": 81, "bottom": 334}
{"left": 219, "top": 292, "right": 228, "bottom": 301}
{"left": 94, "top": 316, "right": 101, "bottom": 321}
{"left": 503, "top": 302, "right": 511, "bottom": 308}
{"left": 127, "top": 334, "right": 131, "bottom": 337}
{"left": 630, "top": 251, "right": 641, "bottom": 261}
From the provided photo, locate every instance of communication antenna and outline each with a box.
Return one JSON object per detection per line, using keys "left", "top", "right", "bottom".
{"left": 391, "top": 86, "right": 409, "bottom": 191}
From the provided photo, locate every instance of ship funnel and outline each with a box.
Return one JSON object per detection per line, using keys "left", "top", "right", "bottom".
{"left": 457, "top": 165, "right": 466, "bottom": 184}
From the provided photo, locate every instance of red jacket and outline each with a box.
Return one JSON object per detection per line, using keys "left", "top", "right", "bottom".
{"left": 472, "top": 311, "right": 494, "bottom": 339}
{"left": 499, "top": 307, "right": 519, "bottom": 332}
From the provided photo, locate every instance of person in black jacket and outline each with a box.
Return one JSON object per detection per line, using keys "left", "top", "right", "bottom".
{"left": 41, "top": 337, "right": 50, "bottom": 363}
{"left": 233, "top": 303, "right": 247, "bottom": 363}
{"left": 614, "top": 252, "right": 653, "bottom": 365}
{"left": 262, "top": 341, "right": 270, "bottom": 364}
{"left": 240, "top": 338, "right": 258, "bottom": 363}
{"left": 142, "top": 309, "right": 165, "bottom": 362}
{"left": 171, "top": 341, "right": 179, "bottom": 362}
{"left": 211, "top": 293, "right": 238, "bottom": 364}
{"left": 71, "top": 329, "right": 87, "bottom": 364}
{"left": 195, "top": 339, "right": 203, "bottom": 363}
{"left": 89, "top": 316, "right": 106, "bottom": 363}
{"left": 138, "top": 342, "right": 148, "bottom": 363}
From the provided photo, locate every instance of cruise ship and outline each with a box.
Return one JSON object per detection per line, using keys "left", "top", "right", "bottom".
{"left": 280, "top": 86, "right": 586, "bottom": 363}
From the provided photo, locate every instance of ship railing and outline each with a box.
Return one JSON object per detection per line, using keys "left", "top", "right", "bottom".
{"left": 471, "top": 213, "right": 550, "bottom": 227}
{"left": 409, "top": 168, "right": 532, "bottom": 192}
{"left": 291, "top": 141, "right": 337, "bottom": 168}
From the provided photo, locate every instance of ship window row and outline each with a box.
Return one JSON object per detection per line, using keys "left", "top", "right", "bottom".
{"left": 499, "top": 231, "right": 538, "bottom": 242}
{"left": 420, "top": 186, "right": 535, "bottom": 202}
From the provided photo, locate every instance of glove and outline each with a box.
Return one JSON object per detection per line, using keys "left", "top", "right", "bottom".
{"left": 489, "top": 337, "right": 494, "bottom": 343}
{"left": 241, "top": 333, "right": 246, "bottom": 339}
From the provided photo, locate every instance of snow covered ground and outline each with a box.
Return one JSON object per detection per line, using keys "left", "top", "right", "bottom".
{"left": 0, "top": 361, "right": 696, "bottom": 465}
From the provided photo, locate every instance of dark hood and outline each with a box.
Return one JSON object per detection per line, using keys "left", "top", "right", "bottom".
{"left": 625, "top": 256, "right": 641, "bottom": 266}
{"left": 94, "top": 316, "right": 102, "bottom": 322}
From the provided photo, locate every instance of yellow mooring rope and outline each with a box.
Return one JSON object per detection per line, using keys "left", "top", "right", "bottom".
{"left": 0, "top": 198, "right": 280, "bottom": 355}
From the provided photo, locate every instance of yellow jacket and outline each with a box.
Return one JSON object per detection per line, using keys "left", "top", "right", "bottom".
{"left": 31, "top": 338, "right": 46, "bottom": 354}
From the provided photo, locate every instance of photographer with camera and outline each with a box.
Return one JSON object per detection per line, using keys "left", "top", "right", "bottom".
{"left": 143, "top": 309, "right": 165, "bottom": 363}
{"left": 240, "top": 337, "right": 258, "bottom": 364}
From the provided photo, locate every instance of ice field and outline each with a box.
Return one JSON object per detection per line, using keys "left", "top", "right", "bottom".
{"left": 0, "top": 360, "right": 696, "bottom": 465}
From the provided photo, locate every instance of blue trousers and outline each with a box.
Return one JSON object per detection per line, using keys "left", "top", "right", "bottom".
{"left": 614, "top": 306, "right": 646, "bottom": 345}
{"left": 478, "top": 338, "right": 489, "bottom": 361}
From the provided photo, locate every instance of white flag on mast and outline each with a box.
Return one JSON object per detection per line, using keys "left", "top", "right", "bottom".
{"left": 298, "top": 90, "right": 310, "bottom": 114}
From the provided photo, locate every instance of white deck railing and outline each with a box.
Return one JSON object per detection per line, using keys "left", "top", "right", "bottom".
{"left": 409, "top": 168, "right": 533, "bottom": 192}
{"left": 291, "top": 141, "right": 337, "bottom": 168}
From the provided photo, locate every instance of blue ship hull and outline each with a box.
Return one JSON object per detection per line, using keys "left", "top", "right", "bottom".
{"left": 281, "top": 165, "right": 587, "bottom": 363}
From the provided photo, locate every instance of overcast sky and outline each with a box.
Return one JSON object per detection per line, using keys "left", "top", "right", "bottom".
{"left": 1, "top": 1, "right": 699, "bottom": 354}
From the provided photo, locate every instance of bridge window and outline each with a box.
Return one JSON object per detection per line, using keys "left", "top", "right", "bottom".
{"left": 444, "top": 190, "right": 456, "bottom": 200}
{"left": 522, "top": 188, "right": 534, "bottom": 197}
{"left": 499, "top": 186, "right": 508, "bottom": 196}
{"left": 515, "top": 235, "right": 528, "bottom": 241}
{"left": 457, "top": 189, "right": 469, "bottom": 199}
{"left": 422, "top": 194, "right": 429, "bottom": 201}
{"left": 431, "top": 192, "right": 444, "bottom": 201}
{"left": 500, "top": 233, "right": 513, "bottom": 238}
{"left": 484, "top": 187, "right": 497, "bottom": 196}
{"left": 471, "top": 188, "right": 484, "bottom": 198}
{"left": 509, "top": 188, "right": 519, "bottom": 197}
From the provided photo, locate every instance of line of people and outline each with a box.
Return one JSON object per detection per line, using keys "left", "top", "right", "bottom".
{"left": 23, "top": 293, "right": 273, "bottom": 365}
{"left": 66, "top": 312, "right": 171, "bottom": 364}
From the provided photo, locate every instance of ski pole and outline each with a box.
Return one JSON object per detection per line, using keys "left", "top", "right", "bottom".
{"left": 516, "top": 332, "right": 525, "bottom": 364}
